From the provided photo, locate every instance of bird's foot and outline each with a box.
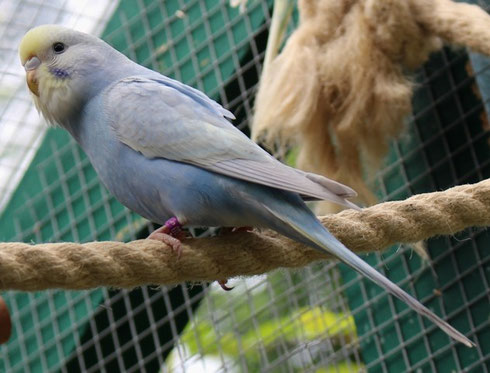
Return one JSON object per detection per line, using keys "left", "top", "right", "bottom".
{"left": 148, "top": 217, "right": 185, "bottom": 258}
{"left": 218, "top": 279, "right": 234, "bottom": 291}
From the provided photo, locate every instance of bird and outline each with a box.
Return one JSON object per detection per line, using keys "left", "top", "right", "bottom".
{"left": 19, "top": 24, "right": 474, "bottom": 347}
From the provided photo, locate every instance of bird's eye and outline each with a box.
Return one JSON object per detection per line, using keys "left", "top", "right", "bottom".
{"left": 53, "top": 42, "right": 65, "bottom": 54}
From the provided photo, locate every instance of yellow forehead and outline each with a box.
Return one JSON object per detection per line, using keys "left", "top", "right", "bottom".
{"left": 19, "top": 25, "right": 64, "bottom": 64}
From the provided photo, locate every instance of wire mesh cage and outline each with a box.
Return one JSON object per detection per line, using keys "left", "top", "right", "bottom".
{"left": 0, "top": 0, "right": 489, "bottom": 372}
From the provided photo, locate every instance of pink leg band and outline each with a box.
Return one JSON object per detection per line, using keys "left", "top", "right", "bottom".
{"left": 164, "top": 217, "right": 182, "bottom": 237}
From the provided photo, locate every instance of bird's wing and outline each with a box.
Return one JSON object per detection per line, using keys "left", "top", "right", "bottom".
{"left": 106, "top": 76, "right": 357, "bottom": 207}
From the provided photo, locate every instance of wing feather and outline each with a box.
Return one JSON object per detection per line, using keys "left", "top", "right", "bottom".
{"left": 106, "top": 76, "right": 357, "bottom": 207}
{"left": 207, "top": 159, "right": 358, "bottom": 209}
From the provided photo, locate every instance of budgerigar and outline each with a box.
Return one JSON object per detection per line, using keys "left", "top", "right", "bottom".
{"left": 19, "top": 25, "right": 474, "bottom": 347}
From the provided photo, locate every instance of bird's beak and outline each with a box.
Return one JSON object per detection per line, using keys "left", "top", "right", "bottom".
{"left": 24, "top": 56, "right": 41, "bottom": 97}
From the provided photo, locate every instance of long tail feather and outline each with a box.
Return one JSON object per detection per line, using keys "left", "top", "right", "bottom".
{"left": 313, "top": 230, "right": 475, "bottom": 347}
{"left": 266, "top": 206, "right": 475, "bottom": 347}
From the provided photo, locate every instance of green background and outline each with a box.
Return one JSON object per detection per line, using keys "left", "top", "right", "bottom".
{"left": 0, "top": 0, "right": 488, "bottom": 371}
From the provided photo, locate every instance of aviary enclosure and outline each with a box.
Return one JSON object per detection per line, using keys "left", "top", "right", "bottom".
{"left": 0, "top": 0, "right": 488, "bottom": 372}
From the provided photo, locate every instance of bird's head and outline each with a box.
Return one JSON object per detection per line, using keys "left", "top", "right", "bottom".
{"left": 19, "top": 25, "right": 123, "bottom": 125}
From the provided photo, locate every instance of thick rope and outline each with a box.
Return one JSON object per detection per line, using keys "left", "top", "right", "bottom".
{"left": 0, "top": 180, "right": 488, "bottom": 291}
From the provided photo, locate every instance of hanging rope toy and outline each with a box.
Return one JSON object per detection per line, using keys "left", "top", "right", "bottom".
{"left": 252, "top": 0, "right": 490, "bottom": 212}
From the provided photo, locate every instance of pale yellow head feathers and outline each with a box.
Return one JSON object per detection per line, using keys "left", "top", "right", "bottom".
{"left": 19, "top": 25, "right": 128, "bottom": 125}
{"left": 19, "top": 25, "right": 71, "bottom": 65}
{"left": 20, "top": 26, "right": 47, "bottom": 64}
{"left": 19, "top": 25, "right": 84, "bottom": 124}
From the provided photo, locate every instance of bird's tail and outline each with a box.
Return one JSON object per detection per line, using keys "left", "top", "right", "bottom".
{"left": 264, "top": 205, "right": 475, "bottom": 347}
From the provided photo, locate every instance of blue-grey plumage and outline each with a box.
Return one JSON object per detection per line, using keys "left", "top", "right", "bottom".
{"left": 19, "top": 25, "right": 474, "bottom": 347}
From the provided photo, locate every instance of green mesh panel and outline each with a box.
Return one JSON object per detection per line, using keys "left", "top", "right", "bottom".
{"left": 0, "top": 1, "right": 488, "bottom": 372}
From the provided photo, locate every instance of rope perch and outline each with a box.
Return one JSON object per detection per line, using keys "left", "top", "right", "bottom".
{"left": 1, "top": 179, "right": 489, "bottom": 291}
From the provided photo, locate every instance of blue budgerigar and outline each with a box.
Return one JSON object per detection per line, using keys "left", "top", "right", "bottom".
{"left": 19, "top": 25, "right": 474, "bottom": 347}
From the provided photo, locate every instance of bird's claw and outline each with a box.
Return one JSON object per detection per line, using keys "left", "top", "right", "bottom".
{"left": 148, "top": 231, "right": 183, "bottom": 258}
{"left": 218, "top": 279, "right": 234, "bottom": 291}
{"left": 148, "top": 217, "right": 185, "bottom": 258}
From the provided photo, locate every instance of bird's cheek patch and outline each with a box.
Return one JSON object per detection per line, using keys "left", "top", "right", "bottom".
{"left": 49, "top": 67, "right": 70, "bottom": 79}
